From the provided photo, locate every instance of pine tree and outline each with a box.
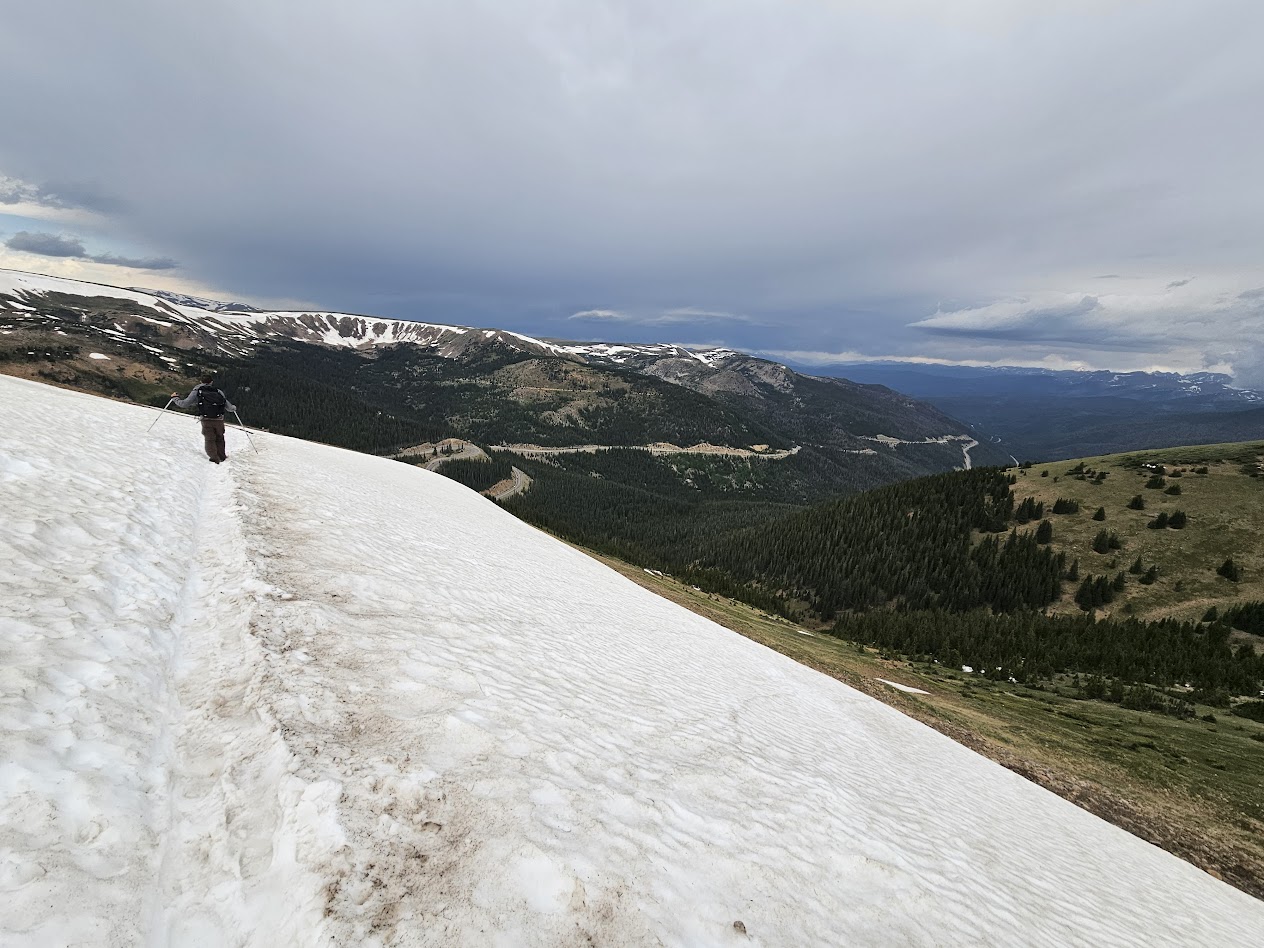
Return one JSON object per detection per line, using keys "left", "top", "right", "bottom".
{"left": 1145, "top": 475, "right": 1166, "bottom": 489}
{"left": 1112, "top": 571, "right": 1127, "bottom": 591}
{"left": 1148, "top": 512, "right": 1169, "bottom": 529}
{"left": 1092, "top": 529, "right": 1112, "bottom": 554}
{"left": 1164, "top": 483, "right": 1182, "bottom": 495}
{"left": 1067, "top": 558, "right": 1080, "bottom": 581}
{"left": 1092, "top": 506, "right": 1106, "bottom": 521}
{"left": 1035, "top": 520, "right": 1053, "bottom": 544}
{"left": 1129, "top": 556, "right": 1144, "bottom": 575}
{"left": 1140, "top": 565, "right": 1159, "bottom": 585}
{"left": 1074, "top": 577, "right": 1094, "bottom": 610}
{"left": 1168, "top": 510, "right": 1187, "bottom": 529}
{"left": 1127, "top": 495, "right": 1145, "bottom": 510}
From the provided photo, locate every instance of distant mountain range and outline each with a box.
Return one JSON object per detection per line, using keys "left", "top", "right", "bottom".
{"left": 0, "top": 269, "right": 1010, "bottom": 503}
{"left": 814, "top": 361, "right": 1264, "bottom": 461}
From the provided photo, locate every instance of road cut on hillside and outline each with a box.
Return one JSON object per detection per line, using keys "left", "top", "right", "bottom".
{"left": 1, "top": 373, "right": 1262, "bottom": 947}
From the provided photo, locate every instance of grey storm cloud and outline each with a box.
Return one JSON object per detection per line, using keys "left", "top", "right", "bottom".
{"left": 1, "top": 1, "right": 1263, "bottom": 375}
{"left": 91, "top": 252, "right": 179, "bottom": 270}
{"left": 0, "top": 175, "right": 65, "bottom": 208}
{"left": 5, "top": 230, "right": 178, "bottom": 270}
{"left": 5, "top": 231, "right": 87, "bottom": 257}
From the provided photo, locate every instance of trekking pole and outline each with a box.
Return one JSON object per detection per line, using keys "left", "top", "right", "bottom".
{"left": 146, "top": 399, "right": 175, "bottom": 433}
{"left": 232, "top": 409, "right": 259, "bottom": 453}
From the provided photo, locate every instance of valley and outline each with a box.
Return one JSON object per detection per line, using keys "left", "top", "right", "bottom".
{"left": 834, "top": 361, "right": 1264, "bottom": 461}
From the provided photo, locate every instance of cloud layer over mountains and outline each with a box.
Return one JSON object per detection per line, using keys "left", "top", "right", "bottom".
{"left": 1, "top": 1, "right": 1262, "bottom": 378}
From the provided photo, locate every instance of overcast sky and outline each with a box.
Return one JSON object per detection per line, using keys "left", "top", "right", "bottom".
{"left": 3, "top": 1, "right": 1263, "bottom": 380}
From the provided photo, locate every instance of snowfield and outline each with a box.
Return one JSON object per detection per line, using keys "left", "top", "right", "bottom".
{"left": 1, "top": 375, "right": 1261, "bottom": 947}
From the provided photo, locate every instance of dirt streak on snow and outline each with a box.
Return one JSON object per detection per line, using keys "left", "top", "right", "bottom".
{"left": 2, "top": 374, "right": 1263, "bottom": 947}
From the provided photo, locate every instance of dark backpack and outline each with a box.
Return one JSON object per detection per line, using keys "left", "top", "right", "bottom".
{"left": 196, "top": 385, "right": 228, "bottom": 418}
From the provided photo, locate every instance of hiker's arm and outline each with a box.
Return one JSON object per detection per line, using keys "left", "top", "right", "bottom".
{"left": 225, "top": 397, "right": 237, "bottom": 413}
{"left": 170, "top": 388, "right": 198, "bottom": 409}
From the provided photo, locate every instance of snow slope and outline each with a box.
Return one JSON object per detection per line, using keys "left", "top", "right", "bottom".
{"left": 1, "top": 374, "right": 1261, "bottom": 947}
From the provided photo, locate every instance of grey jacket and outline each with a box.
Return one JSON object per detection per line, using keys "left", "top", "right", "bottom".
{"left": 174, "top": 384, "right": 236, "bottom": 416}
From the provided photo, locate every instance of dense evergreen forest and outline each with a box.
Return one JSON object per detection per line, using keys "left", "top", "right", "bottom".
{"left": 834, "top": 610, "right": 1262, "bottom": 696}
{"left": 501, "top": 449, "right": 802, "bottom": 574}
{"left": 693, "top": 470, "right": 1066, "bottom": 618}
{"left": 206, "top": 348, "right": 440, "bottom": 454}
{"left": 429, "top": 454, "right": 515, "bottom": 492}
{"left": 1218, "top": 602, "right": 1264, "bottom": 636}
{"left": 206, "top": 342, "right": 790, "bottom": 450}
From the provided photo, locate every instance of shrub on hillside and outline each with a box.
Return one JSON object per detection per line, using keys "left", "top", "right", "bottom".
{"left": 1127, "top": 495, "right": 1146, "bottom": 510}
{"left": 1013, "top": 496, "right": 1044, "bottom": 524}
{"left": 1052, "top": 498, "right": 1080, "bottom": 514}
{"left": 1091, "top": 529, "right": 1122, "bottom": 553}
{"left": 1218, "top": 558, "right": 1242, "bottom": 582}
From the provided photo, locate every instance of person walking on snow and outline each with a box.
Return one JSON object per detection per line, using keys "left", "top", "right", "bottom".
{"left": 171, "top": 375, "right": 236, "bottom": 463}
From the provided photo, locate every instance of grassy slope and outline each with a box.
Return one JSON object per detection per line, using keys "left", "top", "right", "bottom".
{"left": 588, "top": 553, "right": 1264, "bottom": 900}
{"left": 1006, "top": 440, "right": 1264, "bottom": 622}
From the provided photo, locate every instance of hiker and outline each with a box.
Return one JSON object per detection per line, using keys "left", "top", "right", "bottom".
{"left": 171, "top": 375, "right": 236, "bottom": 463}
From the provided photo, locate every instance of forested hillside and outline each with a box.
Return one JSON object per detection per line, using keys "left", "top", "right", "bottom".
{"left": 693, "top": 469, "right": 1064, "bottom": 617}
{"left": 678, "top": 456, "right": 1264, "bottom": 701}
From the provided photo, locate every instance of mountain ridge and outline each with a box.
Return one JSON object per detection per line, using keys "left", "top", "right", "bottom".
{"left": 0, "top": 266, "right": 1006, "bottom": 467}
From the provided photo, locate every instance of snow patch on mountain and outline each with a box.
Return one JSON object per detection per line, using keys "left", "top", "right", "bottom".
{"left": 129, "top": 287, "right": 263, "bottom": 313}
{"left": 2, "top": 373, "right": 1261, "bottom": 946}
{"left": 0, "top": 268, "right": 175, "bottom": 312}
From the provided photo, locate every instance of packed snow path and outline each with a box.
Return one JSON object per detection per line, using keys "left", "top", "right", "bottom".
{"left": 1, "top": 375, "right": 1261, "bottom": 947}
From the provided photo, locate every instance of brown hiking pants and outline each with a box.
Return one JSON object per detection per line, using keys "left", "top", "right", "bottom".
{"left": 201, "top": 418, "right": 227, "bottom": 462}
